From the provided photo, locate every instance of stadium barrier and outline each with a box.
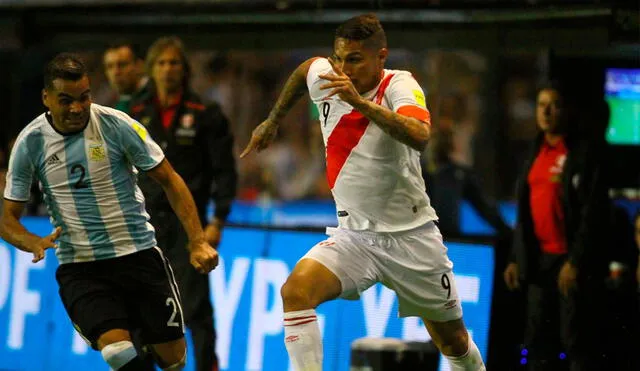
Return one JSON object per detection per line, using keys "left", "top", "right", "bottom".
{"left": 0, "top": 217, "right": 495, "bottom": 371}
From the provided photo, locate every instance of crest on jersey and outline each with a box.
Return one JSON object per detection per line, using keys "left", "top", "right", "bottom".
{"left": 181, "top": 113, "right": 194, "bottom": 129}
{"left": 141, "top": 116, "right": 151, "bottom": 126}
{"left": 88, "top": 143, "right": 106, "bottom": 162}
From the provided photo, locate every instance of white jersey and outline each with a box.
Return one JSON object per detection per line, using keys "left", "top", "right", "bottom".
{"left": 307, "top": 58, "right": 437, "bottom": 232}
{"left": 4, "top": 104, "right": 164, "bottom": 264}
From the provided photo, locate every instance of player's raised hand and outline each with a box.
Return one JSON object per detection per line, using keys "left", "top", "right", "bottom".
{"left": 240, "top": 119, "right": 279, "bottom": 158}
{"left": 189, "top": 240, "right": 219, "bottom": 274}
{"left": 32, "top": 226, "right": 62, "bottom": 263}
{"left": 319, "top": 58, "right": 361, "bottom": 106}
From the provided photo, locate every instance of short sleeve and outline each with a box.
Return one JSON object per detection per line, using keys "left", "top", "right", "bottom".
{"left": 119, "top": 118, "right": 165, "bottom": 171}
{"left": 385, "top": 73, "right": 431, "bottom": 123}
{"left": 306, "top": 58, "right": 333, "bottom": 103}
{"left": 4, "top": 136, "right": 35, "bottom": 201}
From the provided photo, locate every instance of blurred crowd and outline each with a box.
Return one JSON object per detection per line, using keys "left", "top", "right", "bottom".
{"left": 0, "top": 44, "right": 546, "bottom": 210}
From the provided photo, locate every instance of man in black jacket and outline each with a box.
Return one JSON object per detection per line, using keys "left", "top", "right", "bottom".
{"left": 423, "top": 127, "right": 512, "bottom": 238}
{"left": 131, "top": 36, "right": 237, "bottom": 371}
{"left": 503, "top": 84, "right": 637, "bottom": 371}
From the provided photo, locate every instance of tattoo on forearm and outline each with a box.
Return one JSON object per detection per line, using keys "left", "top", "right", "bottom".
{"left": 357, "top": 101, "right": 430, "bottom": 150}
{"left": 268, "top": 68, "right": 307, "bottom": 122}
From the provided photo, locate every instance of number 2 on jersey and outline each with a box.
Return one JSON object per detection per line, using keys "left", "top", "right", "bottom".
{"left": 71, "top": 164, "right": 89, "bottom": 189}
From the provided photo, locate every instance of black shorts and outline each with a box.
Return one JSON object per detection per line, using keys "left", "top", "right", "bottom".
{"left": 55, "top": 247, "right": 184, "bottom": 350}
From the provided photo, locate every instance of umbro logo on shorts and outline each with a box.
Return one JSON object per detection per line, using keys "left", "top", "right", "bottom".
{"left": 444, "top": 300, "right": 458, "bottom": 310}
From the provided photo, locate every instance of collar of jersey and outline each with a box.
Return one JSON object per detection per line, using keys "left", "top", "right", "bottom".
{"left": 360, "top": 70, "right": 388, "bottom": 100}
{"left": 46, "top": 112, "right": 89, "bottom": 137}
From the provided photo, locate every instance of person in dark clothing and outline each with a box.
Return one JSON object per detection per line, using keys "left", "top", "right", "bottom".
{"left": 424, "top": 127, "right": 512, "bottom": 237}
{"left": 503, "top": 84, "right": 638, "bottom": 371}
{"left": 130, "top": 36, "right": 237, "bottom": 371}
{"left": 103, "top": 41, "right": 149, "bottom": 114}
{"left": 635, "top": 211, "right": 640, "bottom": 284}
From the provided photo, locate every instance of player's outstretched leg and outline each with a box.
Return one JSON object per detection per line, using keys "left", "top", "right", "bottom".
{"left": 423, "top": 318, "right": 486, "bottom": 371}
{"left": 98, "top": 329, "right": 153, "bottom": 371}
{"left": 280, "top": 258, "right": 342, "bottom": 371}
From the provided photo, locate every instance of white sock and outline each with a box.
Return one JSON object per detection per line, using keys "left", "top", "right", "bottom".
{"left": 283, "top": 309, "right": 322, "bottom": 371}
{"left": 445, "top": 336, "right": 486, "bottom": 371}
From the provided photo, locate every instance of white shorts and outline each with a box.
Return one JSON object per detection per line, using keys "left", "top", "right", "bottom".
{"left": 301, "top": 221, "right": 462, "bottom": 321}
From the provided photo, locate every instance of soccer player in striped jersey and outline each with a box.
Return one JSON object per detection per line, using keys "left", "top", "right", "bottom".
{"left": 0, "top": 53, "right": 217, "bottom": 371}
{"left": 241, "top": 13, "right": 485, "bottom": 371}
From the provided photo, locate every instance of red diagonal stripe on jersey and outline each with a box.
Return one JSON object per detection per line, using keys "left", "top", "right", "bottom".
{"left": 326, "top": 73, "right": 395, "bottom": 189}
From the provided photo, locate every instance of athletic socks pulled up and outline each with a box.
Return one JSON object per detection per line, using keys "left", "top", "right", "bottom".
{"left": 283, "top": 309, "right": 323, "bottom": 371}
{"left": 444, "top": 336, "right": 486, "bottom": 371}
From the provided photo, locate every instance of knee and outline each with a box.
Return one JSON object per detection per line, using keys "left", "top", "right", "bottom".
{"left": 281, "top": 275, "right": 314, "bottom": 310}
{"left": 437, "top": 328, "right": 469, "bottom": 357}
{"left": 97, "top": 329, "right": 132, "bottom": 350}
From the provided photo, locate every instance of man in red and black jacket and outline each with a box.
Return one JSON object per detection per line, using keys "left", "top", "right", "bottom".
{"left": 131, "top": 36, "right": 237, "bottom": 371}
{"left": 503, "top": 84, "right": 638, "bottom": 371}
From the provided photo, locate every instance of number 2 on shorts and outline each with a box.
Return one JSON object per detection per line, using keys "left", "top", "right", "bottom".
{"left": 165, "top": 297, "right": 179, "bottom": 327}
{"left": 441, "top": 273, "right": 451, "bottom": 299}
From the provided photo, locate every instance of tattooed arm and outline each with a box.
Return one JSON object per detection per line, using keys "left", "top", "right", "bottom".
{"left": 241, "top": 57, "right": 317, "bottom": 157}
{"left": 351, "top": 99, "right": 431, "bottom": 151}
{"left": 268, "top": 58, "right": 317, "bottom": 123}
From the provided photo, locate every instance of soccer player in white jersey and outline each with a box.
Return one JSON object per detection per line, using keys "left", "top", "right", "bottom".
{"left": 0, "top": 53, "right": 218, "bottom": 371}
{"left": 241, "top": 14, "right": 485, "bottom": 371}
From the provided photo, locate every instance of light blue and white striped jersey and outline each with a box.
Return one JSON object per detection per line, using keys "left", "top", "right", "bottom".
{"left": 4, "top": 104, "right": 165, "bottom": 264}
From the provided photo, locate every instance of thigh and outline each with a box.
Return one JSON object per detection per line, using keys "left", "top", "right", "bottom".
{"left": 300, "top": 228, "right": 380, "bottom": 301}
{"left": 56, "top": 261, "right": 130, "bottom": 350}
{"left": 123, "top": 248, "right": 186, "bottom": 346}
{"left": 381, "top": 223, "right": 460, "bottom": 320}
{"left": 284, "top": 258, "right": 343, "bottom": 310}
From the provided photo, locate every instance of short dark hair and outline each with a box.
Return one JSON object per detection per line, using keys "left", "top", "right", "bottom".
{"left": 105, "top": 40, "right": 145, "bottom": 61}
{"left": 537, "top": 80, "right": 567, "bottom": 100}
{"left": 335, "top": 13, "right": 387, "bottom": 50}
{"left": 44, "top": 53, "right": 87, "bottom": 91}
